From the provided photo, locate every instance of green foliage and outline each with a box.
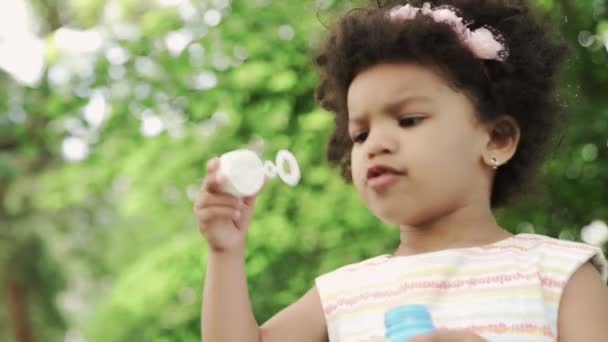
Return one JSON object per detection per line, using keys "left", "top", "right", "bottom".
{"left": 86, "top": 234, "right": 205, "bottom": 341}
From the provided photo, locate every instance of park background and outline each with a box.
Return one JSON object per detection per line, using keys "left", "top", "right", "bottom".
{"left": 1, "top": 0, "right": 607, "bottom": 341}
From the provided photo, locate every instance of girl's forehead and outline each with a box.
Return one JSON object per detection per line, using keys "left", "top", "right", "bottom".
{"left": 348, "top": 64, "right": 447, "bottom": 99}
{"left": 346, "top": 64, "right": 481, "bottom": 127}
{"left": 347, "top": 64, "right": 449, "bottom": 114}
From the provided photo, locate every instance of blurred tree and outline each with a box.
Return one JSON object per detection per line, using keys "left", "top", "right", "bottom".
{"left": 0, "top": 0, "right": 69, "bottom": 338}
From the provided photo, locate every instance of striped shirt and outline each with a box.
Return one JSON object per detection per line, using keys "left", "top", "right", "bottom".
{"left": 315, "top": 234, "right": 607, "bottom": 341}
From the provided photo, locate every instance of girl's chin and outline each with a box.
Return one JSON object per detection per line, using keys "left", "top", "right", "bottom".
{"left": 372, "top": 207, "right": 410, "bottom": 225}
{"left": 370, "top": 201, "right": 431, "bottom": 226}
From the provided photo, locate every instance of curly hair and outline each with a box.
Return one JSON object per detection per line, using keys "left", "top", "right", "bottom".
{"left": 314, "top": 0, "right": 569, "bottom": 208}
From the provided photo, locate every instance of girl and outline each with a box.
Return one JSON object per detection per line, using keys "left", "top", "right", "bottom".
{"left": 195, "top": 0, "right": 608, "bottom": 341}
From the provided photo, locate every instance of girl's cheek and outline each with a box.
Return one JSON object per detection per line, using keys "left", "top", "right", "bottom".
{"left": 351, "top": 153, "right": 364, "bottom": 180}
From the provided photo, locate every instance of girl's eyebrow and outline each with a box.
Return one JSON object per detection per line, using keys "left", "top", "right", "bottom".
{"left": 349, "top": 95, "right": 432, "bottom": 124}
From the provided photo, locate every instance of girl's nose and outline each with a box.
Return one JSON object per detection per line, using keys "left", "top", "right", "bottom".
{"left": 366, "top": 130, "right": 397, "bottom": 159}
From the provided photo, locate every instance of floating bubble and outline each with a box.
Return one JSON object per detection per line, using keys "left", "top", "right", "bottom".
{"left": 156, "top": 0, "right": 186, "bottom": 6}
{"left": 234, "top": 45, "right": 248, "bottom": 60}
{"left": 581, "top": 220, "right": 608, "bottom": 247}
{"left": 517, "top": 221, "right": 535, "bottom": 234}
{"left": 578, "top": 31, "right": 596, "bottom": 48}
{"left": 141, "top": 115, "right": 164, "bottom": 137}
{"left": 105, "top": 45, "right": 129, "bottom": 65}
{"left": 62, "top": 136, "right": 89, "bottom": 162}
{"left": 188, "top": 43, "right": 205, "bottom": 66}
{"left": 83, "top": 91, "right": 107, "bottom": 128}
{"left": 212, "top": 54, "right": 231, "bottom": 71}
{"left": 213, "top": 0, "right": 230, "bottom": 9}
{"left": 54, "top": 27, "right": 104, "bottom": 54}
{"left": 8, "top": 107, "right": 27, "bottom": 124}
{"left": 108, "top": 64, "right": 126, "bottom": 80}
{"left": 581, "top": 143, "right": 598, "bottom": 162}
{"left": 278, "top": 25, "right": 295, "bottom": 41}
{"left": 165, "top": 29, "right": 193, "bottom": 56}
{"left": 191, "top": 71, "right": 218, "bottom": 90}
{"left": 204, "top": 9, "right": 222, "bottom": 27}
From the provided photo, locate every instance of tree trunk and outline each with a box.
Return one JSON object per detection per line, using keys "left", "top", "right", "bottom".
{"left": 5, "top": 280, "right": 30, "bottom": 342}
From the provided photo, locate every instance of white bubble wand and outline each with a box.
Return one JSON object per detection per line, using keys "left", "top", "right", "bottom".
{"left": 217, "top": 148, "right": 301, "bottom": 197}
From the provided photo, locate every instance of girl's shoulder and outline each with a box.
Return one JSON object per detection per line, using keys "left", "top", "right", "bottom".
{"left": 317, "top": 254, "right": 391, "bottom": 279}
{"left": 499, "top": 233, "right": 607, "bottom": 282}
{"left": 314, "top": 254, "right": 393, "bottom": 291}
{"left": 315, "top": 234, "right": 607, "bottom": 284}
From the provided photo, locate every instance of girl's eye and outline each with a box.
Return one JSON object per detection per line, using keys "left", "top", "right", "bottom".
{"left": 352, "top": 132, "right": 368, "bottom": 143}
{"left": 399, "top": 116, "right": 425, "bottom": 127}
{"left": 351, "top": 117, "right": 424, "bottom": 144}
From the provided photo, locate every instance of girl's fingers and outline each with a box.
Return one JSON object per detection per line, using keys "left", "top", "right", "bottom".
{"left": 196, "top": 192, "right": 241, "bottom": 210}
{"left": 197, "top": 206, "right": 241, "bottom": 225}
{"left": 203, "top": 172, "right": 226, "bottom": 193}
{"left": 202, "top": 157, "right": 221, "bottom": 191}
{"left": 241, "top": 195, "right": 256, "bottom": 208}
{"left": 206, "top": 157, "right": 220, "bottom": 172}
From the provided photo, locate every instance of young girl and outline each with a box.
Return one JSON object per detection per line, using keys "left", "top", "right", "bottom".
{"left": 195, "top": 0, "right": 608, "bottom": 341}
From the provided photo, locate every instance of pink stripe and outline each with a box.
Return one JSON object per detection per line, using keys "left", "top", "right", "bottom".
{"left": 457, "top": 322, "right": 554, "bottom": 336}
{"left": 325, "top": 271, "right": 564, "bottom": 316}
{"left": 346, "top": 323, "right": 553, "bottom": 341}
{"left": 510, "top": 235, "right": 597, "bottom": 252}
{"left": 339, "top": 236, "right": 597, "bottom": 274}
{"left": 343, "top": 257, "right": 390, "bottom": 272}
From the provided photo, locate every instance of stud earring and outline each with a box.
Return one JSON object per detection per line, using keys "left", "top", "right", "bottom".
{"left": 490, "top": 156, "right": 499, "bottom": 170}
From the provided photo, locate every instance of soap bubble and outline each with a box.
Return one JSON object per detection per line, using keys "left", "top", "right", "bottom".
{"left": 578, "top": 31, "right": 596, "bottom": 48}
{"left": 581, "top": 220, "right": 608, "bottom": 247}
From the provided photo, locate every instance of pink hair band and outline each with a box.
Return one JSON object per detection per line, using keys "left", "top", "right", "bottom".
{"left": 389, "top": 2, "right": 510, "bottom": 62}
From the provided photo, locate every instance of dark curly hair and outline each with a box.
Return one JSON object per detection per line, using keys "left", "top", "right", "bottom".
{"left": 314, "top": 0, "right": 569, "bottom": 208}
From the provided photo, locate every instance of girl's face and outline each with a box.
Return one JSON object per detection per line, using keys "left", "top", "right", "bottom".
{"left": 347, "top": 63, "right": 492, "bottom": 226}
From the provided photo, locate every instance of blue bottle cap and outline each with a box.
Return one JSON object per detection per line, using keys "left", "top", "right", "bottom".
{"left": 384, "top": 304, "right": 433, "bottom": 327}
{"left": 385, "top": 304, "right": 434, "bottom": 342}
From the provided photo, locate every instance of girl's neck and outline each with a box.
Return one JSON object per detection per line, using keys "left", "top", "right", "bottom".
{"left": 393, "top": 203, "right": 512, "bottom": 256}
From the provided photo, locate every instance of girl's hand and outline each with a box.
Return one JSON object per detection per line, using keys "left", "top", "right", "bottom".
{"left": 410, "top": 329, "right": 487, "bottom": 342}
{"left": 194, "top": 157, "right": 260, "bottom": 254}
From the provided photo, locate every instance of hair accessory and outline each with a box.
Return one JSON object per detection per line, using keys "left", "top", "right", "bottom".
{"left": 388, "top": 2, "right": 509, "bottom": 62}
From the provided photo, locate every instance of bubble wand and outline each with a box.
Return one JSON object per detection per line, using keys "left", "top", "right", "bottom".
{"left": 217, "top": 148, "right": 301, "bottom": 197}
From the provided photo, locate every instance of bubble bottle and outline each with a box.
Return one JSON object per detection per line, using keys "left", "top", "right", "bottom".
{"left": 385, "top": 304, "right": 435, "bottom": 342}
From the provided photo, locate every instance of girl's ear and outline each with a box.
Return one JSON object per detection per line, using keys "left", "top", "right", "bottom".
{"left": 482, "top": 115, "right": 520, "bottom": 169}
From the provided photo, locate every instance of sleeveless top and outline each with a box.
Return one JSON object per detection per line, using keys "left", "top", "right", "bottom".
{"left": 315, "top": 234, "right": 607, "bottom": 341}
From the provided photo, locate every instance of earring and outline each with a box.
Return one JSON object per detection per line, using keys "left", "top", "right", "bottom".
{"left": 490, "top": 156, "right": 499, "bottom": 170}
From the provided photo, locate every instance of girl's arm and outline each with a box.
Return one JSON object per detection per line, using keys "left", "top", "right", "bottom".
{"left": 201, "top": 250, "right": 328, "bottom": 342}
{"left": 557, "top": 262, "right": 608, "bottom": 341}
{"left": 259, "top": 286, "right": 328, "bottom": 342}
{"left": 202, "top": 250, "right": 259, "bottom": 342}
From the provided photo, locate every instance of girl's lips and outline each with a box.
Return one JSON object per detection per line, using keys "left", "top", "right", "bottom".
{"left": 367, "top": 164, "right": 403, "bottom": 179}
{"left": 367, "top": 173, "right": 402, "bottom": 190}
